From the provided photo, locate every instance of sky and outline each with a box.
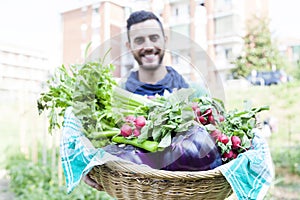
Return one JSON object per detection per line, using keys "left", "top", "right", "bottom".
{"left": 0, "top": 0, "right": 73, "bottom": 65}
{"left": 0, "top": 1, "right": 61, "bottom": 48}
{"left": 0, "top": 0, "right": 299, "bottom": 63}
{"left": 269, "top": 0, "right": 300, "bottom": 39}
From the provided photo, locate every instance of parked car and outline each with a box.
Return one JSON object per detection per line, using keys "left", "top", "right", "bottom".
{"left": 247, "top": 70, "right": 291, "bottom": 86}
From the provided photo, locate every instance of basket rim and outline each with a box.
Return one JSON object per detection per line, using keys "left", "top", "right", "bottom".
{"left": 94, "top": 160, "right": 225, "bottom": 180}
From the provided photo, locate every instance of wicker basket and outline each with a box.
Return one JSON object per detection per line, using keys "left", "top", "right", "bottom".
{"left": 89, "top": 160, "right": 232, "bottom": 200}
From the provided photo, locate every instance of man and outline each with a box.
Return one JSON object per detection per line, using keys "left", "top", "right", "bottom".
{"left": 83, "top": 10, "right": 189, "bottom": 190}
{"left": 63, "top": 11, "right": 274, "bottom": 199}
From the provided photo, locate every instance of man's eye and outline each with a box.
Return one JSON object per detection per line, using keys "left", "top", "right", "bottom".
{"left": 150, "top": 35, "right": 159, "bottom": 42}
{"left": 134, "top": 38, "right": 144, "bottom": 45}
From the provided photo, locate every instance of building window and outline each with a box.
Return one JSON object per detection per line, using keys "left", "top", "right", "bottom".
{"left": 225, "top": 48, "right": 233, "bottom": 59}
{"left": 171, "top": 24, "right": 190, "bottom": 38}
{"left": 171, "top": 3, "right": 189, "bottom": 17}
{"left": 214, "top": 15, "right": 240, "bottom": 36}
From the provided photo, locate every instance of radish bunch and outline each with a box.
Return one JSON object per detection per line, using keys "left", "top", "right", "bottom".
{"left": 190, "top": 98, "right": 268, "bottom": 163}
{"left": 215, "top": 133, "right": 242, "bottom": 161}
{"left": 192, "top": 102, "right": 224, "bottom": 126}
{"left": 198, "top": 111, "right": 245, "bottom": 162}
{"left": 120, "top": 115, "right": 147, "bottom": 138}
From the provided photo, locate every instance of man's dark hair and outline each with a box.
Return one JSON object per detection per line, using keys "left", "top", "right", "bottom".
{"left": 126, "top": 10, "right": 165, "bottom": 42}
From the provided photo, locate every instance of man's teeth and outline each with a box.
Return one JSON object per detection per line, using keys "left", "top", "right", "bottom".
{"left": 144, "top": 54, "right": 155, "bottom": 58}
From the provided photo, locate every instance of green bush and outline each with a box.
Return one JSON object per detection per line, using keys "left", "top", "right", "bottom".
{"left": 271, "top": 146, "right": 300, "bottom": 176}
{"left": 5, "top": 147, "right": 114, "bottom": 200}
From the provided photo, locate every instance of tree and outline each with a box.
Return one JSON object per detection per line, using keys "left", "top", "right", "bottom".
{"left": 231, "top": 16, "right": 287, "bottom": 78}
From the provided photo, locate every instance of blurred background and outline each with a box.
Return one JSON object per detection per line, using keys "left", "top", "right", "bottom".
{"left": 0, "top": 0, "right": 300, "bottom": 199}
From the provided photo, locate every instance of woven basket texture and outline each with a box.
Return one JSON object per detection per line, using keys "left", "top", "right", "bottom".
{"left": 90, "top": 161, "right": 232, "bottom": 200}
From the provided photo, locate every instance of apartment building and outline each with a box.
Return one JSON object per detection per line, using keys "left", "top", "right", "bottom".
{"left": 206, "top": 0, "right": 269, "bottom": 79}
{"left": 0, "top": 43, "right": 50, "bottom": 99}
{"left": 61, "top": 0, "right": 131, "bottom": 77}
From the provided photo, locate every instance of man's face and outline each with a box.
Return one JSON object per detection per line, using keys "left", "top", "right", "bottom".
{"left": 127, "top": 19, "right": 166, "bottom": 71}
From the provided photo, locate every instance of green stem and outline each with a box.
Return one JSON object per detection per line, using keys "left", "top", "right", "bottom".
{"left": 112, "top": 86, "right": 163, "bottom": 107}
{"left": 89, "top": 129, "right": 120, "bottom": 139}
{"left": 112, "top": 136, "right": 158, "bottom": 152}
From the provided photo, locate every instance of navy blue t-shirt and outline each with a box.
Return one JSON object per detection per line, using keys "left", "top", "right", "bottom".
{"left": 125, "top": 66, "right": 189, "bottom": 96}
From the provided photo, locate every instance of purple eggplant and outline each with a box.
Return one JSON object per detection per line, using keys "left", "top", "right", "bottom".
{"left": 103, "top": 125, "right": 222, "bottom": 171}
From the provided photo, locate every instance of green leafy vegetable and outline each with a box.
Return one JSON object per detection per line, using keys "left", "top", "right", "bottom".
{"left": 37, "top": 58, "right": 161, "bottom": 149}
{"left": 37, "top": 58, "right": 119, "bottom": 146}
{"left": 138, "top": 88, "right": 196, "bottom": 148}
{"left": 37, "top": 64, "right": 75, "bottom": 133}
{"left": 38, "top": 55, "right": 269, "bottom": 160}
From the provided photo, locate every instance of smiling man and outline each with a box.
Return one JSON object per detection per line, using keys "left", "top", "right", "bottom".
{"left": 124, "top": 10, "right": 189, "bottom": 96}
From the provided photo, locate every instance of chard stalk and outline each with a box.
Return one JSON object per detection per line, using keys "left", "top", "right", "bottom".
{"left": 112, "top": 86, "right": 163, "bottom": 107}
{"left": 89, "top": 129, "right": 120, "bottom": 139}
{"left": 112, "top": 136, "right": 158, "bottom": 152}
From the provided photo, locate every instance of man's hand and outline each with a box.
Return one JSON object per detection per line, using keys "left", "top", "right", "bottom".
{"left": 82, "top": 174, "right": 103, "bottom": 191}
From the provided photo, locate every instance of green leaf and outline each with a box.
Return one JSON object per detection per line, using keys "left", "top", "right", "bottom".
{"left": 175, "top": 121, "right": 194, "bottom": 132}
{"left": 247, "top": 118, "right": 256, "bottom": 129}
{"left": 180, "top": 105, "right": 195, "bottom": 122}
{"left": 167, "top": 88, "right": 195, "bottom": 105}
{"left": 242, "top": 134, "right": 251, "bottom": 149}
{"left": 246, "top": 129, "right": 254, "bottom": 138}
{"left": 84, "top": 42, "right": 92, "bottom": 59}
{"left": 137, "top": 122, "right": 152, "bottom": 143}
{"left": 158, "top": 132, "right": 172, "bottom": 148}
{"left": 162, "top": 124, "right": 177, "bottom": 129}
{"left": 152, "top": 126, "right": 163, "bottom": 141}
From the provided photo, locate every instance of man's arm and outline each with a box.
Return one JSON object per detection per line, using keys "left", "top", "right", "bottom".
{"left": 82, "top": 174, "right": 103, "bottom": 190}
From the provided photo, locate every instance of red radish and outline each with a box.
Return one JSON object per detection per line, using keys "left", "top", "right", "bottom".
{"left": 191, "top": 102, "right": 198, "bottom": 111}
{"left": 232, "top": 151, "right": 238, "bottom": 159}
{"left": 207, "top": 115, "right": 215, "bottom": 125}
{"left": 210, "top": 129, "right": 222, "bottom": 140}
{"left": 218, "top": 134, "right": 229, "bottom": 144}
{"left": 195, "top": 108, "right": 201, "bottom": 116}
{"left": 125, "top": 115, "right": 136, "bottom": 123}
{"left": 231, "top": 136, "right": 241, "bottom": 149}
{"left": 203, "top": 108, "right": 212, "bottom": 116}
{"left": 223, "top": 150, "right": 233, "bottom": 159}
{"left": 133, "top": 129, "right": 141, "bottom": 137}
{"left": 120, "top": 124, "right": 133, "bottom": 137}
{"left": 219, "top": 115, "right": 225, "bottom": 122}
{"left": 135, "top": 116, "right": 146, "bottom": 128}
{"left": 198, "top": 116, "right": 207, "bottom": 125}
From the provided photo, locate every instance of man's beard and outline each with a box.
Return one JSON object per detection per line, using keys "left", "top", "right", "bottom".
{"left": 135, "top": 51, "right": 165, "bottom": 71}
